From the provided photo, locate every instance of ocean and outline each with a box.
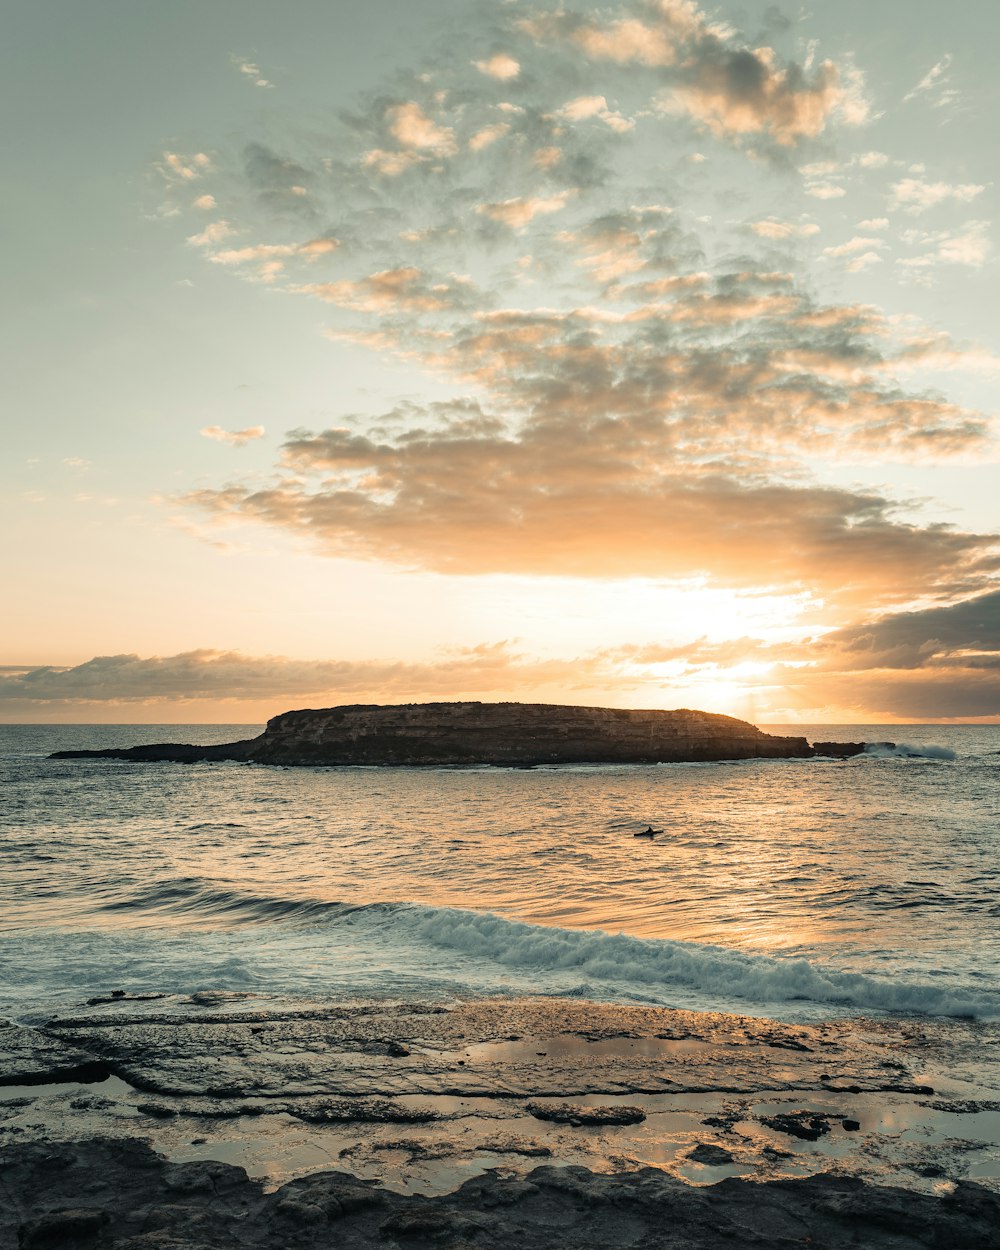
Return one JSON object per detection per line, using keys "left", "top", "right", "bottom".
{"left": 2, "top": 722, "right": 999, "bottom": 1024}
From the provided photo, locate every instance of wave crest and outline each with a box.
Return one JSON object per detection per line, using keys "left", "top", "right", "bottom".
{"left": 396, "top": 904, "right": 993, "bottom": 1019}
{"left": 92, "top": 878, "right": 995, "bottom": 1020}
{"left": 864, "top": 742, "right": 957, "bottom": 761}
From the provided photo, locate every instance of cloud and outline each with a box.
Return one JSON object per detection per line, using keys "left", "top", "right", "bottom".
{"left": 156, "top": 0, "right": 999, "bottom": 690}
{"left": 804, "top": 182, "right": 846, "bottom": 199}
{"left": 199, "top": 235, "right": 338, "bottom": 281}
{"left": 555, "top": 94, "right": 634, "bottom": 133}
{"left": 890, "top": 179, "right": 985, "bottom": 214}
{"left": 388, "top": 101, "right": 457, "bottom": 155}
{"left": 187, "top": 219, "right": 235, "bottom": 246}
{"left": 560, "top": 206, "right": 695, "bottom": 284}
{"left": 200, "top": 425, "right": 266, "bottom": 447}
{"left": 239, "top": 143, "right": 317, "bottom": 214}
{"left": 473, "top": 53, "right": 521, "bottom": 80}
{"left": 362, "top": 148, "right": 422, "bottom": 177}
{"left": 823, "top": 236, "right": 884, "bottom": 258}
{"left": 844, "top": 251, "right": 882, "bottom": 273}
{"left": 788, "top": 589, "right": 1000, "bottom": 719}
{"left": 516, "top": 1, "right": 867, "bottom": 153}
{"left": 9, "top": 619, "right": 999, "bottom": 719}
{"left": 469, "top": 122, "right": 511, "bottom": 151}
{"left": 898, "top": 221, "right": 992, "bottom": 272}
{"left": 749, "top": 218, "right": 820, "bottom": 239}
{"left": 233, "top": 57, "right": 273, "bottom": 89}
{"left": 476, "top": 191, "right": 575, "bottom": 229}
{"left": 824, "top": 590, "right": 1000, "bottom": 671}
{"left": 823, "top": 236, "right": 885, "bottom": 271}
{"left": 903, "top": 54, "right": 958, "bottom": 110}
{"left": 0, "top": 645, "right": 638, "bottom": 708}
{"left": 298, "top": 266, "right": 478, "bottom": 313}
{"left": 158, "top": 152, "right": 211, "bottom": 183}
{"left": 936, "top": 221, "right": 992, "bottom": 266}
{"left": 185, "top": 395, "right": 996, "bottom": 607}
{"left": 663, "top": 52, "right": 850, "bottom": 147}
{"left": 662, "top": 39, "right": 869, "bottom": 151}
{"left": 571, "top": 16, "right": 679, "bottom": 67}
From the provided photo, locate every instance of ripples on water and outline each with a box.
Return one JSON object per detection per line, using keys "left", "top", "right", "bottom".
{"left": 1, "top": 723, "right": 998, "bottom": 1021}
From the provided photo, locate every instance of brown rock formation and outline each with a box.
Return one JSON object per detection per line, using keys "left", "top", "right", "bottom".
{"left": 52, "top": 701, "right": 812, "bottom": 766}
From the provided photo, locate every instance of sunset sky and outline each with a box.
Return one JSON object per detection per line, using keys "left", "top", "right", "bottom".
{"left": 4, "top": 0, "right": 999, "bottom": 723}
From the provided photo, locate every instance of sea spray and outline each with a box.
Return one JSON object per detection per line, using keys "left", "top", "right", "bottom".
{"left": 863, "top": 742, "right": 957, "bottom": 760}
{"left": 391, "top": 903, "right": 994, "bottom": 1019}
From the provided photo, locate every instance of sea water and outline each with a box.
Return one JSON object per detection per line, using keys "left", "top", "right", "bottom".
{"left": 2, "top": 723, "right": 999, "bottom": 1023}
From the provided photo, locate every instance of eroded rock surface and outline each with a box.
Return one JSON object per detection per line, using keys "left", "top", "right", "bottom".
{"left": 0, "top": 1022, "right": 109, "bottom": 1087}
{"left": 3, "top": 1136, "right": 999, "bottom": 1250}
{"left": 4, "top": 997, "right": 999, "bottom": 1204}
{"left": 38, "top": 998, "right": 945, "bottom": 1102}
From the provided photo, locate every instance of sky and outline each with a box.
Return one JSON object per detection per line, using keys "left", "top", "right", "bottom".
{"left": 3, "top": 0, "right": 999, "bottom": 724}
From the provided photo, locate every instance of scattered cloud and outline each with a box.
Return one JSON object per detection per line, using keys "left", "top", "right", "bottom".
{"left": 0, "top": 645, "right": 641, "bottom": 708}
{"left": 823, "top": 236, "right": 885, "bottom": 271}
{"left": 146, "top": 0, "right": 999, "bottom": 726}
{"left": 187, "top": 219, "right": 235, "bottom": 246}
{"left": 749, "top": 218, "right": 820, "bottom": 239}
{"left": 903, "top": 54, "right": 958, "bottom": 110}
{"left": 844, "top": 251, "right": 882, "bottom": 273}
{"left": 10, "top": 603, "right": 1000, "bottom": 719}
{"left": 890, "top": 178, "right": 985, "bottom": 214}
{"left": 517, "top": 1, "right": 868, "bottom": 153}
{"left": 233, "top": 57, "right": 273, "bottom": 89}
{"left": 805, "top": 181, "right": 846, "bottom": 200}
{"left": 469, "top": 122, "right": 511, "bottom": 151}
{"left": 388, "top": 101, "right": 457, "bottom": 155}
{"left": 200, "top": 425, "right": 266, "bottom": 447}
{"left": 186, "top": 379, "right": 994, "bottom": 606}
{"left": 158, "top": 151, "right": 211, "bottom": 183}
{"left": 476, "top": 191, "right": 575, "bottom": 228}
{"left": 299, "top": 266, "right": 477, "bottom": 313}
{"left": 898, "top": 221, "right": 992, "bottom": 272}
{"left": 555, "top": 94, "right": 634, "bottom": 133}
{"left": 473, "top": 53, "right": 521, "bottom": 80}
{"left": 823, "top": 236, "right": 884, "bottom": 258}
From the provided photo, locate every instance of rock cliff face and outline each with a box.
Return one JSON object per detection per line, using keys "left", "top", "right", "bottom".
{"left": 52, "top": 700, "right": 812, "bottom": 766}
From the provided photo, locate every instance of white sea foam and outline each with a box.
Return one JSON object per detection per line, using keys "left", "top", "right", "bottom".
{"left": 4, "top": 898, "right": 996, "bottom": 1024}
{"left": 863, "top": 742, "right": 957, "bottom": 760}
{"left": 391, "top": 904, "right": 997, "bottom": 1020}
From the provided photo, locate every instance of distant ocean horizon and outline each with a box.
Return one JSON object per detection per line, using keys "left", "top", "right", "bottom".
{"left": 3, "top": 718, "right": 998, "bottom": 728}
{"left": 3, "top": 721, "right": 999, "bottom": 1028}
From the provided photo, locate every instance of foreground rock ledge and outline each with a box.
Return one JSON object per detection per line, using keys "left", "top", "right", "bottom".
{"left": 3, "top": 1136, "right": 998, "bottom": 1250}
{"left": 51, "top": 700, "right": 835, "bottom": 766}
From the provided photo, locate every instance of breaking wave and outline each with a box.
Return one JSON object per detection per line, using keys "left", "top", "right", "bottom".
{"left": 863, "top": 742, "right": 957, "bottom": 761}
{"left": 391, "top": 903, "right": 994, "bottom": 1020}
{"left": 86, "top": 878, "right": 999, "bottom": 1020}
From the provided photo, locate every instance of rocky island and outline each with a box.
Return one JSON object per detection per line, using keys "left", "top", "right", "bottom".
{"left": 48, "top": 700, "right": 850, "bottom": 767}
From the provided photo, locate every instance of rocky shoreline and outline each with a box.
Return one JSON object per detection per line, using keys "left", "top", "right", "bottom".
{"left": 49, "top": 700, "right": 872, "bottom": 767}
{"left": 3, "top": 996, "right": 999, "bottom": 1247}
{"left": 6, "top": 1136, "right": 999, "bottom": 1250}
